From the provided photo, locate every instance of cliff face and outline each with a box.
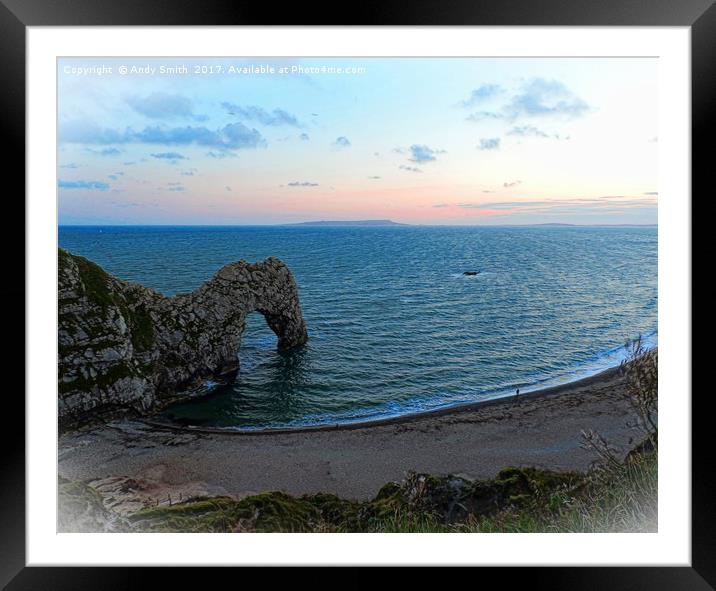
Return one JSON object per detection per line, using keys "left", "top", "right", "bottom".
{"left": 58, "top": 249, "right": 308, "bottom": 427}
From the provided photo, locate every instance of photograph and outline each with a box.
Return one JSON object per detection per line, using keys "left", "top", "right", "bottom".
{"left": 56, "top": 55, "right": 660, "bottom": 535}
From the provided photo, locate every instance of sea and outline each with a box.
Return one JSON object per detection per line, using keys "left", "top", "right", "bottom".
{"left": 58, "top": 225, "right": 658, "bottom": 431}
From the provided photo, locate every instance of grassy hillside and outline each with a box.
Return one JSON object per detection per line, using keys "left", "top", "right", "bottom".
{"left": 59, "top": 436, "right": 656, "bottom": 533}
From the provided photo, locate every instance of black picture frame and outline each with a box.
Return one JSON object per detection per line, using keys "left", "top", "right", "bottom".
{"left": 2, "top": 0, "right": 709, "bottom": 587}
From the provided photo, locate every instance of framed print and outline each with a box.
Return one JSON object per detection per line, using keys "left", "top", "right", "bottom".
{"left": 3, "top": 0, "right": 710, "bottom": 587}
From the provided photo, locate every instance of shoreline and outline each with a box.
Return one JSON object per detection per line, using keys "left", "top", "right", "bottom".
{"left": 59, "top": 361, "right": 641, "bottom": 502}
{"left": 143, "top": 364, "right": 624, "bottom": 436}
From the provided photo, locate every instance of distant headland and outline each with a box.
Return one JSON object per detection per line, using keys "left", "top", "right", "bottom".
{"left": 289, "top": 219, "right": 408, "bottom": 227}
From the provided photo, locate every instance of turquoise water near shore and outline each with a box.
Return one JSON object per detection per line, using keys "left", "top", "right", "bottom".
{"left": 59, "top": 225, "right": 657, "bottom": 430}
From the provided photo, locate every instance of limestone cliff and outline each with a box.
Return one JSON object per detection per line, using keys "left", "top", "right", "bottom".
{"left": 58, "top": 248, "right": 308, "bottom": 428}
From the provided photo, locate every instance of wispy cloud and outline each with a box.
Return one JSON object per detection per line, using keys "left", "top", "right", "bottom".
{"left": 407, "top": 144, "right": 445, "bottom": 163}
{"left": 503, "top": 180, "right": 522, "bottom": 188}
{"left": 206, "top": 150, "right": 237, "bottom": 159}
{"left": 165, "top": 182, "right": 185, "bottom": 192}
{"left": 221, "top": 103, "right": 302, "bottom": 127}
{"left": 448, "top": 195, "right": 657, "bottom": 215}
{"left": 86, "top": 147, "right": 123, "bottom": 156}
{"left": 299, "top": 133, "right": 310, "bottom": 141}
{"left": 507, "top": 125, "right": 569, "bottom": 140}
{"left": 399, "top": 165, "right": 423, "bottom": 173}
{"left": 110, "top": 201, "right": 142, "bottom": 208}
{"left": 287, "top": 181, "right": 319, "bottom": 187}
{"left": 333, "top": 136, "right": 351, "bottom": 148}
{"left": 151, "top": 152, "right": 187, "bottom": 161}
{"left": 60, "top": 120, "right": 267, "bottom": 151}
{"left": 506, "top": 78, "right": 590, "bottom": 119}
{"left": 465, "top": 79, "right": 589, "bottom": 124}
{"left": 126, "top": 93, "right": 207, "bottom": 121}
{"left": 508, "top": 125, "right": 547, "bottom": 138}
{"left": 58, "top": 179, "right": 110, "bottom": 191}
{"left": 477, "top": 138, "right": 500, "bottom": 151}
{"left": 466, "top": 111, "right": 505, "bottom": 122}
{"left": 459, "top": 84, "right": 503, "bottom": 107}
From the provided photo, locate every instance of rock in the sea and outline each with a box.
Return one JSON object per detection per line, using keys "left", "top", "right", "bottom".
{"left": 58, "top": 248, "right": 308, "bottom": 428}
{"left": 463, "top": 271, "right": 479, "bottom": 276}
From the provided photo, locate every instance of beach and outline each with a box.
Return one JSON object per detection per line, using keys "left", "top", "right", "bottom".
{"left": 58, "top": 365, "right": 641, "bottom": 507}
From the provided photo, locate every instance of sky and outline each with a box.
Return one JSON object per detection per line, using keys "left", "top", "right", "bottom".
{"left": 58, "top": 57, "right": 658, "bottom": 225}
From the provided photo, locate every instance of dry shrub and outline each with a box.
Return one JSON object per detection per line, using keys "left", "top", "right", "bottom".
{"left": 620, "top": 336, "right": 658, "bottom": 442}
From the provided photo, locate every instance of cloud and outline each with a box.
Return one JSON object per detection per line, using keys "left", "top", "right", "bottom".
{"left": 506, "top": 78, "right": 589, "bottom": 119}
{"left": 59, "top": 163, "right": 79, "bottom": 169}
{"left": 643, "top": 191, "right": 658, "bottom": 195}
{"left": 206, "top": 151, "right": 237, "bottom": 159}
{"left": 477, "top": 138, "right": 500, "bottom": 151}
{"left": 459, "top": 84, "right": 503, "bottom": 107}
{"left": 87, "top": 147, "right": 122, "bottom": 156}
{"left": 299, "top": 133, "right": 310, "bottom": 141}
{"left": 466, "top": 111, "right": 505, "bottom": 122}
{"left": 508, "top": 125, "right": 549, "bottom": 138}
{"left": 221, "top": 103, "right": 301, "bottom": 127}
{"left": 399, "top": 165, "right": 423, "bottom": 173}
{"left": 452, "top": 195, "right": 657, "bottom": 215}
{"left": 126, "top": 93, "right": 207, "bottom": 121}
{"left": 225, "top": 186, "right": 232, "bottom": 191}
{"left": 60, "top": 120, "right": 266, "bottom": 151}
{"left": 464, "top": 79, "right": 589, "bottom": 123}
{"left": 367, "top": 176, "right": 381, "bottom": 180}
{"left": 507, "top": 125, "right": 569, "bottom": 140}
{"left": 408, "top": 144, "right": 445, "bottom": 163}
{"left": 333, "top": 136, "right": 351, "bottom": 148}
{"left": 165, "top": 182, "right": 185, "bottom": 192}
{"left": 287, "top": 181, "right": 319, "bottom": 187}
{"left": 151, "top": 152, "right": 187, "bottom": 161}
{"left": 58, "top": 179, "right": 110, "bottom": 191}
{"left": 503, "top": 180, "right": 522, "bottom": 187}
{"left": 133, "top": 124, "right": 266, "bottom": 150}
{"left": 110, "top": 201, "right": 142, "bottom": 208}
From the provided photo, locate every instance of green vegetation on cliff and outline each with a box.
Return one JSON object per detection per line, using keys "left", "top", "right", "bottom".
{"left": 59, "top": 248, "right": 156, "bottom": 353}
{"left": 59, "top": 438, "right": 656, "bottom": 533}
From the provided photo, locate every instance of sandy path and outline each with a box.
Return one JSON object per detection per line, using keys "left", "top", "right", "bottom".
{"left": 58, "top": 366, "right": 640, "bottom": 502}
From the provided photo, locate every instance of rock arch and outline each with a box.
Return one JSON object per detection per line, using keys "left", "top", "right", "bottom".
{"left": 58, "top": 249, "right": 308, "bottom": 427}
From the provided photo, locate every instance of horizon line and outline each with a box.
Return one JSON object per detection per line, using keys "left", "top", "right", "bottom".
{"left": 57, "top": 222, "right": 658, "bottom": 228}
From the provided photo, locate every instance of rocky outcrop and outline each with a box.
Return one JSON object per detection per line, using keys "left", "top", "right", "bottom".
{"left": 58, "top": 248, "right": 308, "bottom": 428}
